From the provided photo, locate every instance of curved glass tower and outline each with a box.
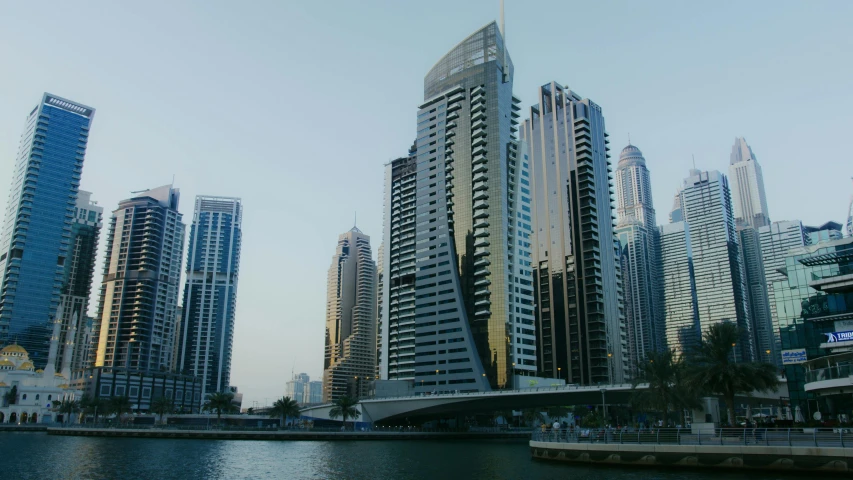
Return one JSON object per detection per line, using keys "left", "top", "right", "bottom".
{"left": 381, "top": 22, "right": 533, "bottom": 393}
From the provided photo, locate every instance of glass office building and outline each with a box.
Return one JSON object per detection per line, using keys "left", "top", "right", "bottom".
{"left": 672, "top": 169, "right": 754, "bottom": 361}
{"left": 0, "top": 94, "right": 95, "bottom": 368}
{"left": 178, "top": 196, "right": 242, "bottom": 400}
{"left": 773, "top": 237, "right": 853, "bottom": 412}
{"left": 659, "top": 221, "right": 700, "bottom": 356}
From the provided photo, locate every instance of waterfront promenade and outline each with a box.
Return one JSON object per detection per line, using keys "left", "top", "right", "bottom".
{"left": 530, "top": 427, "right": 853, "bottom": 473}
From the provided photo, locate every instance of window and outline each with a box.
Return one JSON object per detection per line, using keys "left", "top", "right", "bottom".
{"left": 22, "top": 394, "right": 27, "bottom": 400}
{"left": 100, "top": 385, "right": 111, "bottom": 396}
{"left": 115, "top": 386, "right": 126, "bottom": 396}
{"left": 142, "top": 387, "right": 151, "bottom": 398}
{"left": 129, "top": 386, "right": 139, "bottom": 398}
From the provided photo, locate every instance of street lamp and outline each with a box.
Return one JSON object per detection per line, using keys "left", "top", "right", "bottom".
{"left": 557, "top": 367, "right": 562, "bottom": 381}
{"left": 607, "top": 353, "right": 613, "bottom": 385}
{"left": 600, "top": 388, "right": 607, "bottom": 426}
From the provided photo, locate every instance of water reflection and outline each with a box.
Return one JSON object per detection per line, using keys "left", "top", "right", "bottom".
{"left": 0, "top": 433, "right": 805, "bottom": 480}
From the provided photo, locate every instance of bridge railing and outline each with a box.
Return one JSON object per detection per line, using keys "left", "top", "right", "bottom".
{"left": 531, "top": 427, "right": 853, "bottom": 448}
{"left": 366, "top": 383, "right": 638, "bottom": 402}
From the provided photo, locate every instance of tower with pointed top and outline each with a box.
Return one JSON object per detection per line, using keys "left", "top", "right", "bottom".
{"left": 323, "top": 227, "right": 376, "bottom": 402}
{"left": 614, "top": 144, "right": 662, "bottom": 373}
{"left": 729, "top": 137, "right": 770, "bottom": 228}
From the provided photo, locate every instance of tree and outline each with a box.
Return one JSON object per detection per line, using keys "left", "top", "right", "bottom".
{"left": 203, "top": 392, "right": 236, "bottom": 423}
{"left": 81, "top": 395, "right": 107, "bottom": 424}
{"left": 3, "top": 385, "right": 17, "bottom": 406}
{"left": 685, "top": 322, "right": 780, "bottom": 426}
{"left": 631, "top": 349, "right": 698, "bottom": 425}
{"left": 269, "top": 396, "right": 300, "bottom": 428}
{"left": 150, "top": 397, "right": 174, "bottom": 425}
{"left": 54, "top": 398, "right": 81, "bottom": 426}
{"left": 109, "top": 396, "right": 133, "bottom": 420}
{"left": 328, "top": 396, "right": 360, "bottom": 430}
{"left": 522, "top": 409, "right": 546, "bottom": 427}
{"left": 546, "top": 406, "right": 569, "bottom": 422}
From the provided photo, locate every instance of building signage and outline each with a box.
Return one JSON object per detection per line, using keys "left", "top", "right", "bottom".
{"left": 836, "top": 320, "right": 853, "bottom": 331}
{"left": 781, "top": 348, "right": 807, "bottom": 365}
{"left": 825, "top": 331, "right": 853, "bottom": 343}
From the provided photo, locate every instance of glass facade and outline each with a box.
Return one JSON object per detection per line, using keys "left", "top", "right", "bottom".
{"left": 0, "top": 94, "right": 95, "bottom": 368}
{"left": 673, "top": 169, "right": 754, "bottom": 361}
{"left": 774, "top": 237, "right": 853, "bottom": 411}
{"left": 178, "top": 196, "right": 242, "bottom": 399}
{"left": 659, "top": 221, "right": 700, "bottom": 357}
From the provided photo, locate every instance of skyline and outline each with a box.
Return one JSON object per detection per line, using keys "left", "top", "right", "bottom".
{"left": 1, "top": 0, "right": 851, "bottom": 405}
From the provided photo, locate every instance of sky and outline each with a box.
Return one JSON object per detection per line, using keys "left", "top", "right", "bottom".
{"left": 0, "top": 0, "right": 851, "bottom": 407}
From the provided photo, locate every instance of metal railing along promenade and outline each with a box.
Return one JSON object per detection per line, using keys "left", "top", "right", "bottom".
{"left": 532, "top": 427, "right": 853, "bottom": 448}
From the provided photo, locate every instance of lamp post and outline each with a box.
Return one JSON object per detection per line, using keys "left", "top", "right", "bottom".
{"left": 607, "top": 353, "right": 613, "bottom": 384}
{"left": 732, "top": 343, "right": 737, "bottom": 364}
{"left": 600, "top": 388, "right": 607, "bottom": 426}
{"left": 557, "top": 367, "right": 562, "bottom": 382}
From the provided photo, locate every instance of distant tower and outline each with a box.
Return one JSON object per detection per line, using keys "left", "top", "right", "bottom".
{"left": 614, "top": 144, "right": 662, "bottom": 373}
{"left": 92, "top": 185, "right": 185, "bottom": 372}
{"left": 57, "top": 191, "right": 103, "bottom": 375}
{"left": 178, "top": 196, "right": 242, "bottom": 400}
{"left": 728, "top": 137, "right": 770, "bottom": 228}
{"left": 0, "top": 94, "right": 96, "bottom": 368}
{"left": 323, "top": 227, "right": 376, "bottom": 402}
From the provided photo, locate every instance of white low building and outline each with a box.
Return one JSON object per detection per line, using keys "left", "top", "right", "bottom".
{"left": 0, "top": 344, "right": 82, "bottom": 424}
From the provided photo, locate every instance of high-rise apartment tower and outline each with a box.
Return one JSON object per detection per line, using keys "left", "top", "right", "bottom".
{"left": 521, "top": 82, "right": 627, "bottom": 384}
{"left": 729, "top": 137, "right": 770, "bottom": 228}
{"left": 92, "top": 185, "right": 185, "bottom": 372}
{"left": 178, "top": 196, "right": 242, "bottom": 399}
{"left": 323, "top": 227, "right": 377, "bottom": 401}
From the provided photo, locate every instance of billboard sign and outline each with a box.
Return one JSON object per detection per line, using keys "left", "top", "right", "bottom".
{"left": 781, "top": 348, "right": 807, "bottom": 365}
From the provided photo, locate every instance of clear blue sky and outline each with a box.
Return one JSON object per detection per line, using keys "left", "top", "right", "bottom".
{"left": 1, "top": 0, "right": 850, "bottom": 406}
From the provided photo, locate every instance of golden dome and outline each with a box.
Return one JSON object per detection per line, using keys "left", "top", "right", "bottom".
{"left": 55, "top": 373, "right": 64, "bottom": 377}
{"left": 0, "top": 344, "right": 27, "bottom": 355}
{"left": 58, "top": 384, "right": 69, "bottom": 389}
{"left": 17, "top": 361, "right": 34, "bottom": 371}
{"left": 0, "top": 359, "right": 14, "bottom": 367}
{"left": 36, "top": 369, "right": 44, "bottom": 374}
{"left": 0, "top": 382, "right": 7, "bottom": 387}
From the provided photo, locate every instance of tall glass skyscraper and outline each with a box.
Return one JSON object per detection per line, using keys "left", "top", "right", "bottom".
{"left": 672, "top": 169, "right": 754, "bottom": 360}
{"left": 659, "top": 221, "right": 699, "bottom": 356}
{"left": 380, "top": 21, "right": 532, "bottom": 394}
{"left": 324, "top": 227, "right": 376, "bottom": 401}
{"left": 614, "top": 144, "right": 661, "bottom": 372}
{"left": 0, "top": 94, "right": 95, "bottom": 368}
{"left": 178, "top": 196, "right": 242, "bottom": 400}
{"left": 92, "top": 185, "right": 185, "bottom": 372}
{"left": 521, "top": 82, "right": 626, "bottom": 384}
{"left": 57, "top": 190, "right": 102, "bottom": 376}
{"left": 728, "top": 137, "right": 770, "bottom": 228}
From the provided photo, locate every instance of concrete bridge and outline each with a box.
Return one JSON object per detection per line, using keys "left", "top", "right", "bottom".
{"left": 301, "top": 382, "right": 788, "bottom": 425}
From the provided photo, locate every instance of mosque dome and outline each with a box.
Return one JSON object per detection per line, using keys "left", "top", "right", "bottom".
{"left": 17, "top": 361, "right": 34, "bottom": 371}
{"left": 0, "top": 359, "right": 14, "bottom": 369}
{"left": 0, "top": 382, "right": 8, "bottom": 387}
{"left": 0, "top": 344, "right": 27, "bottom": 355}
{"left": 35, "top": 369, "right": 44, "bottom": 374}
{"left": 618, "top": 144, "right": 646, "bottom": 167}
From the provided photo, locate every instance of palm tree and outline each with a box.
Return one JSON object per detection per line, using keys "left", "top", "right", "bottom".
{"left": 81, "top": 395, "right": 107, "bottom": 425}
{"left": 109, "top": 396, "right": 133, "bottom": 422}
{"left": 203, "top": 392, "right": 236, "bottom": 423}
{"left": 631, "top": 349, "right": 698, "bottom": 425}
{"left": 54, "top": 399, "right": 81, "bottom": 426}
{"left": 522, "top": 409, "right": 546, "bottom": 427}
{"left": 328, "top": 396, "right": 360, "bottom": 430}
{"left": 269, "top": 396, "right": 300, "bottom": 428}
{"left": 685, "top": 322, "right": 780, "bottom": 426}
{"left": 150, "top": 397, "right": 174, "bottom": 425}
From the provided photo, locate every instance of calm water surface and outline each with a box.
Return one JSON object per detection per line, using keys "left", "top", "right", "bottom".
{"left": 0, "top": 433, "right": 810, "bottom": 479}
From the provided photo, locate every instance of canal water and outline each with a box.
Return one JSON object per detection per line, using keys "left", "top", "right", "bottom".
{"left": 0, "top": 433, "right": 806, "bottom": 479}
